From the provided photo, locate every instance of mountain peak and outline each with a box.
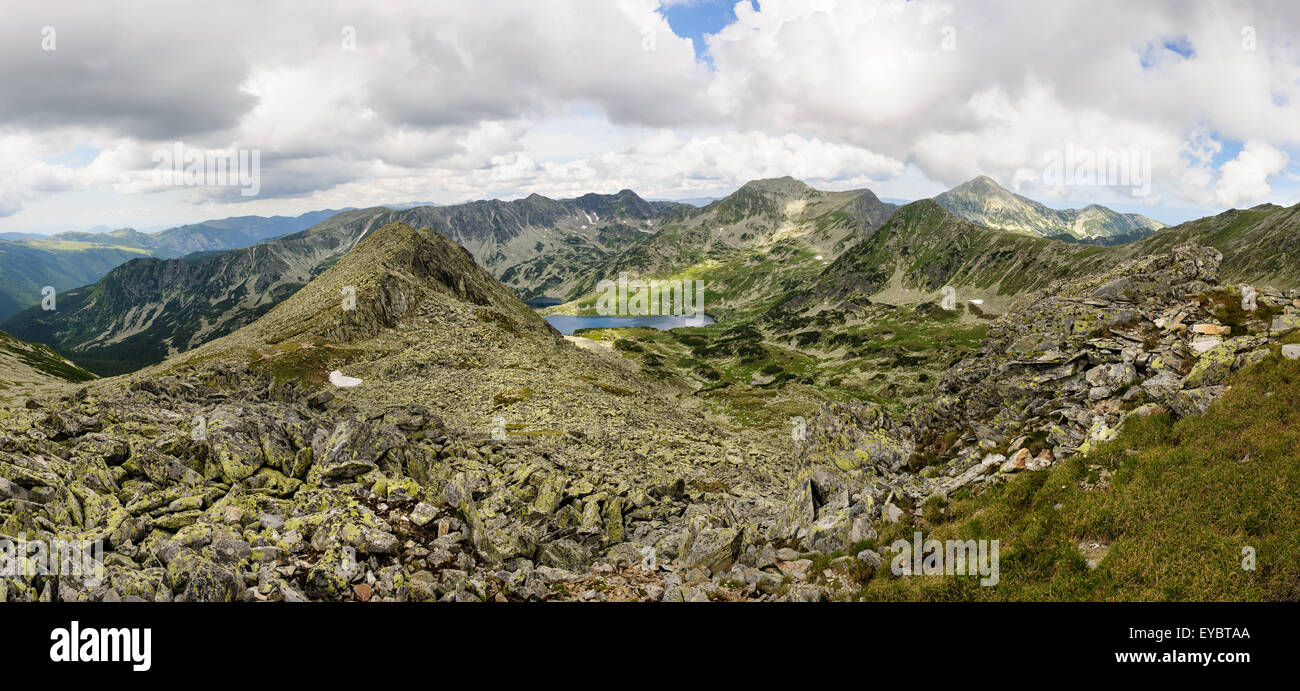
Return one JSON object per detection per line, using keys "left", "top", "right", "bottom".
{"left": 955, "top": 175, "right": 1010, "bottom": 194}
{"left": 571, "top": 188, "right": 662, "bottom": 220}
{"left": 737, "top": 176, "right": 815, "bottom": 196}
{"left": 935, "top": 176, "right": 1163, "bottom": 242}
{"left": 205, "top": 221, "right": 552, "bottom": 351}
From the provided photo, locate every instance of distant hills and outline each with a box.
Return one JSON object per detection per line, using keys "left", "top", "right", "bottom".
{"left": 550, "top": 177, "right": 898, "bottom": 319}
{"left": 934, "top": 175, "right": 1164, "bottom": 243}
{"left": 0, "top": 240, "right": 153, "bottom": 318}
{"left": 0, "top": 209, "right": 344, "bottom": 318}
{"left": 649, "top": 196, "right": 719, "bottom": 207}
{"left": 768, "top": 195, "right": 1300, "bottom": 322}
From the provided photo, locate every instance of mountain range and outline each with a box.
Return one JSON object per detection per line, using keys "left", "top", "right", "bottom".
{"left": 0, "top": 192, "right": 681, "bottom": 375}
{"left": 0, "top": 209, "right": 343, "bottom": 319}
{"left": 547, "top": 177, "right": 898, "bottom": 320}
{"left": 5, "top": 174, "right": 1299, "bottom": 383}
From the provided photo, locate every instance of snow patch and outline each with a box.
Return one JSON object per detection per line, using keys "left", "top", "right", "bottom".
{"left": 329, "top": 370, "right": 363, "bottom": 387}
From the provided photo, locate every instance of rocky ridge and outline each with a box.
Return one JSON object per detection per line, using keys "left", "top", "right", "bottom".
{"left": 777, "top": 243, "right": 1299, "bottom": 564}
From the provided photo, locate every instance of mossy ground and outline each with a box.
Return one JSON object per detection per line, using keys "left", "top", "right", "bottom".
{"left": 248, "top": 343, "right": 369, "bottom": 386}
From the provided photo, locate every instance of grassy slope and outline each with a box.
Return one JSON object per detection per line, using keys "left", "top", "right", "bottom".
{"left": 0, "top": 241, "right": 155, "bottom": 318}
{"left": 0, "top": 329, "right": 97, "bottom": 403}
{"left": 839, "top": 333, "right": 1300, "bottom": 601}
{"left": 1134, "top": 204, "right": 1300, "bottom": 289}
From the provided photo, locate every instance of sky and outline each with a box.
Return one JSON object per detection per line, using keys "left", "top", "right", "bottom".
{"left": 2, "top": 0, "right": 1299, "bottom": 234}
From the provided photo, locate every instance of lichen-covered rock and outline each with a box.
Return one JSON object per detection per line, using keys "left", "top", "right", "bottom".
{"left": 779, "top": 400, "right": 911, "bottom": 542}
{"left": 1170, "top": 387, "right": 1226, "bottom": 417}
{"left": 206, "top": 406, "right": 266, "bottom": 483}
{"left": 681, "top": 526, "right": 744, "bottom": 575}
{"left": 537, "top": 538, "right": 589, "bottom": 571}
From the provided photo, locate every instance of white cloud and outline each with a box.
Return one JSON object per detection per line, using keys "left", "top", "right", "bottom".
{"left": 505, "top": 130, "right": 905, "bottom": 198}
{"left": 1214, "top": 141, "right": 1289, "bottom": 208}
{"left": 1, "top": 0, "right": 1299, "bottom": 230}
{"left": 701, "top": 0, "right": 1300, "bottom": 210}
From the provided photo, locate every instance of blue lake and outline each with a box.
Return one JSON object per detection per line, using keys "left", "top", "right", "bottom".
{"left": 544, "top": 314, "right": 715, "bottom": 335}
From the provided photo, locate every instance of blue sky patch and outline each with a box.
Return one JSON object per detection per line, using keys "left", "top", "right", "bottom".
{"left": 42, "top": 146, "right": 100, "bottom": 168}
{"left": 1210, "top": 137, "right": 1244, "bottom": 168}
{"left": 1140, "top": 35, "right": 1195, "bottom": 69}
{"left": 660, "top": 0, "right": 757, "bottom": 66}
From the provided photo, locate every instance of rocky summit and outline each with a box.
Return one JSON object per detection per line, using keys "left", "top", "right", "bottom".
{"left": 2, "top": 210, "right": 1294, "bottom": 602}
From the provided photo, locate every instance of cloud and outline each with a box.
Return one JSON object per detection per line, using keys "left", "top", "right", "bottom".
{"left": 1214, "top": 141, "right": 1289, "bottom": 207}
{"left": 1, "top": 0, "right": 1299, "bottom": 228}
{"left": 705, "top": 0, "right": 1300, "bottom": 198}
{"left": 486, "top": 130, "right": 905, "bottom": 198}
{"left": 0, "top": 2, "right": 258, "bottom": 139}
